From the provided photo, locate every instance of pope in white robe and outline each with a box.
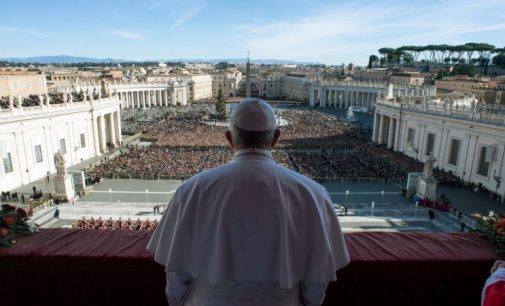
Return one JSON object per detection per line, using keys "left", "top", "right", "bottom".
{"left": 147, "top": 98, "right": 350, "bottom": 306}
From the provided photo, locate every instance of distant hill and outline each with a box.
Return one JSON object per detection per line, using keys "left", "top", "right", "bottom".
{"left": 175, "top": 58, "right": 320, "bottom": 65}
{"left": 1, "top": 55, "right": 124, "bottom": 64}
{"left": 1, "top": 55, "right": 320, "bottom": 65}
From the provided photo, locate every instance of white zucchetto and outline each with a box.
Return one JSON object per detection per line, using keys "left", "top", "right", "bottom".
{"left": 230, "top": 98, "right": 277, "bottom": 132}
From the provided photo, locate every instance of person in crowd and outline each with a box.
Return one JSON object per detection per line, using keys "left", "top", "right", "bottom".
{"left": 148, "top": 98, "right": 349, "bottom": 306}
{"left": 429, "top": 209, "right": 435, "bottom": 220}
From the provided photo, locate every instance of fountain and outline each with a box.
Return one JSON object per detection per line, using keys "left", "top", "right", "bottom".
{"left": 345, "top": 106, "right": 358, "bottom": 123}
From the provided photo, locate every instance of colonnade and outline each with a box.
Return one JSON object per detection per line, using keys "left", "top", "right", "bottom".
{"left": 94, "top": 110, "right": 121, "bottom": 154}
{"left": 372, "top": 112, "right": 400, "bottom": 150}
{"left": 310, "top": 83, "right": 434, "bottom": 110}
{"left": 319, "top": 88, "right": 380, "bottom": 109}
{"left": 116, "top": 89, "right": 175, "bottom": 109}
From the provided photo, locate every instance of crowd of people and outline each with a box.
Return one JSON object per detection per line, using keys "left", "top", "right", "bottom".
{"left": 83, "top": 103, "right": 478, "bottom": 185}
{"left": 278, "top": 109, "right": 369, "bottom": 149}
{"left": 71, "top": 217, "right": 158, "bottom": 231}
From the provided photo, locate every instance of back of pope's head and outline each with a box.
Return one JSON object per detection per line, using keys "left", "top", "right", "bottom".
{"left": 226, "top": 98, "right": 281, "bottom": 150}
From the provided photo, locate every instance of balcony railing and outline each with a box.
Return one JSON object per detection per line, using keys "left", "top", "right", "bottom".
{"left": 0, "top": 97, "right": 121, "bottom": 120}
{"left": 0, "top": 229, "right": 497, "bottom": 306}
{"left": 377, "top": 99, "right": 505, "bottom": 126}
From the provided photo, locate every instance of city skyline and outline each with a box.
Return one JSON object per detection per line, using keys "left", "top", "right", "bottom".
{"left": 1, "top": 0, "right": 505, "bottom": 65}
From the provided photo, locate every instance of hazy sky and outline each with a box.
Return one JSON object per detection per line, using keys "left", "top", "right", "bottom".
{"left": 1, "top": 0, "right": 504, "bottom": 64}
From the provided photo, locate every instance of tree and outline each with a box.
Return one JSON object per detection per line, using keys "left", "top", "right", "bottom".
{"left": 378, "top": 47, "right": 396, "bottom": 66}
{"left": 451, "top": 64, "right": 476, "bottom": 77}
{"left": 368, "top": 55, "right": 379, "bottom": 68}
{"left": 492, "top": 48, "right": 505, "bottom": 69}
{"left": 215, "top": 88, "right": 227, "bottom": 121}
{"left": 435, "top": 69, "right": 450, "bottom": 80}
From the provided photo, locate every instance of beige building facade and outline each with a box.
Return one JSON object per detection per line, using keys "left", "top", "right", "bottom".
{"left": 389, "top": 73, "right": 424, "bottom": 86}
{"left": 145, "top": 74, "right": 212, "bottom": 101}
{"left": 0, "top": 70, "right": 48, "bottom": 98}
{"left": 260, "top": 75, "right": 311, "bottom": 101}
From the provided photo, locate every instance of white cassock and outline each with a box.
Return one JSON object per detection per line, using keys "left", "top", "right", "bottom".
{"left": 147, "top": 150, "right": 350, "bottom": 306}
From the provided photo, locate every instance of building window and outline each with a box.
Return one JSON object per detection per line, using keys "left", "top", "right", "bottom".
{"left": 425, "top": 133, "right": 435, "bottom": 156}
{"left": 2, "top": 152, "right": 13, "bottom": 174}
{"left": 59, "top": 139, "right": 67, "bottom": 154}
{"left": 477, "top": 146, "right": 491, "bottom": 177}
{"left": 80, "top": 134, "right": 86, "bottom": 148}
{"left": 34, "top": 145, "right": 43, "bottom": 163}
{"left": 448, "top": 139, "right": 461, "bottom": 166}
{"left": 406, "top": 128, "right": 415, "bottom": 148}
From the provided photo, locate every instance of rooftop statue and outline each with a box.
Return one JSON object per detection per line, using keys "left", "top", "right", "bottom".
{"left": 100, "top": 80, "right": 109, "bottom": 98}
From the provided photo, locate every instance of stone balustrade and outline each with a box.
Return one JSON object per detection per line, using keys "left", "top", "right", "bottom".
{"left": 377, "top": 99, "right": 505, "bottom": 126}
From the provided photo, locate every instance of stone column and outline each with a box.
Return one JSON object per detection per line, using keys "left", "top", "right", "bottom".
{"left": 170, "top": 89, "right": 176, "bottom": 105}
{"left": 114, "top": 111, "right": 122, "bottom": 145}
{"left": 121, "top": 92, "right": 126, "bottom": 108}
{"left": 108, "top": 113, "right": 117, "bottom": 147}
{"left": 387, "top": 116, "right": 395, "bottom": 149}
{"left": 99, "top": 115, "right": 107, "bottom": 153}
{"left": 92, "top": 116, "right": 101, "bottom": 156}
{"left": 393, "top": 118, "right": 400, "bottom": 150}
{"left": 320, "top": 89, "right": 327, "bottom": 107}
{"left": 309, "top": 88, "right": 315, "bottom": 106}
{"left": 372, "top": 112, "right": 379, "bottom": 142}
{"left": 145, "top": 90, "right": 150, "bottom": 107}
{"left": 378, "top": 114, "right": 385, "bottom": 144}
{"left": 142, "top": 91, "right": 146, "bottom": 109}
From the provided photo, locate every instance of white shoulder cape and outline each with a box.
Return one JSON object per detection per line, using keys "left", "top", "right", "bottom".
{"left": 147, "top": 158, "right": 350, "bottom": 289}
